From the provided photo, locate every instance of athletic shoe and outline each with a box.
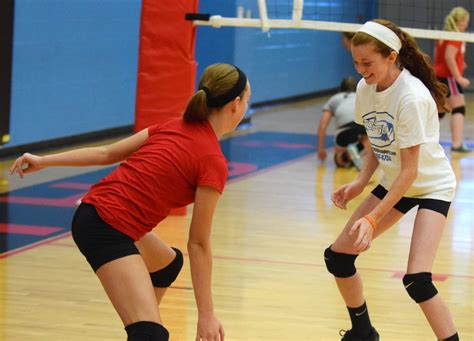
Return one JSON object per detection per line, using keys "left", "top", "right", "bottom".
{"left": 451, "top": 143, "right": 471, "bottom": 153}
{"left": 347, "top": 143, "right": 363, "bottom": 171}
{"left": 339, "top": 327, "right": 380, "bottom": 341}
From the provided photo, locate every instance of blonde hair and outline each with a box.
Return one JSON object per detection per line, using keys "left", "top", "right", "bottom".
{"left": 444, "top": 7, "right": 469, "bottom": 32}
{"left": 183, "top": 64, "right": 247, "bottom": 123}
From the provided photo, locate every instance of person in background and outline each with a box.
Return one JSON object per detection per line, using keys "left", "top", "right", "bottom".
{"left": 342, "top": 32, "right": 356, "bottom": 51}
{"left": 317, "top": 76, "right": 368, "bottom": 170}
{"left": 434, "top": 6, "right": 472, "bottom": 153}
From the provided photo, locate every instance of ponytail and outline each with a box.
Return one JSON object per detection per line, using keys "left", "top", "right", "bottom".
{"left": 397, "top": 29, "right": 447, "bottom": 110}
{"left": 444, "top": 7, "right": 469, "bottom": 32}
{"left": 183, "top": 63, "right": 248, "bottom": 123}
{"left": 183, "top": 90, "right": 209, "bottom": 123}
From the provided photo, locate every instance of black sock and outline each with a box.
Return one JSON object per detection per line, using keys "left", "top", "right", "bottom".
{"left": 443, "top": 332, "right": 459, "bottom": 341}
{"left": 347, "top": 302, "right": 372, "bottom": 338}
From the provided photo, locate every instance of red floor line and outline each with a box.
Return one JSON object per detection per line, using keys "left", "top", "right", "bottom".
{"left": 4, "top": 237, "right": 471, "bottom": 281}
{"left": 213, "top": 254, "right": 474, "bottom": 280}
{"left": 0, "top": 193, "right": 83, "bottom": 207}
{"left": 227, "top": 153, "right": 315, "bottom": 184}
{"left": 50, "top": 182, "right": 93, "bottom": 190}
{"left": 0, "top": 223, "right": 63, "bottom": 236}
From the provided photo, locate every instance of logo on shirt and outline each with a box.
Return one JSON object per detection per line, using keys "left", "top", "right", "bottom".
{"left": 362, "top": 111, "right": 395, "bottom": 148}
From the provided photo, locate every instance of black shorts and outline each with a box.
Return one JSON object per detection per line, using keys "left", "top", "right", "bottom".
{"left": 371, "top": 185, "right": 451, "bottom": 217}
{"left": 336, "top": 122, "right": 366, "bottom": 147}
{"left": 437, "top": 77, "right": 464, "bottom": 97}
{"left": 71, "top": 203, "right": 140, "bottom": 272}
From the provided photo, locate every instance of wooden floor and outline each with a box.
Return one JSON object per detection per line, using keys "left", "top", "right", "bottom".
{"left": 0, "top": 94, "right": 473, "bottom": 340}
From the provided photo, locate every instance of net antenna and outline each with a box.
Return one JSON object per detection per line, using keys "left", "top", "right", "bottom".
{"left": 187, "top": 0, "right": 474, "bottom": 43}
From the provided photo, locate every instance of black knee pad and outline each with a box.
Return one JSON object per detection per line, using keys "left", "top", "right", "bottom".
{"left": 402, "top": 272, "right": 438, "bottom": 303}
{"left": 125, "top": 321, "right": 169, "bottom": 341}
{"left": 324, "top": 247, "right": 358, "bottom": 278}
{"left": 150, "top": 247, "right": 183, "bottom": 288}
{"left": 452, "top": 106, "right": 465, "bottom": 116}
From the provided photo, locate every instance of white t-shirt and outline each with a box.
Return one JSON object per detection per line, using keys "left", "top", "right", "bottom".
{"left": 323, "top": 92, "right": 356, "bottom": 128}
{"left": 355, "top": 68, "right": 456, "bottom": 201}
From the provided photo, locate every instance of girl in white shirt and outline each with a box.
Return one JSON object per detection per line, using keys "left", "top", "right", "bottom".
{"left": 325, "top": 20, "right": 458, "bottom": 341}
{"left": 317, "top": 77, "right": 368, "bottom": 169}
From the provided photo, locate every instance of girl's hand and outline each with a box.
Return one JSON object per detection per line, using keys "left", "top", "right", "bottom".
{"left": 457, "top": 76, "right": 470, "bottom": 88}
{"left": 9, "top": 153, "right": 44, "bottom": 178}
{"left": 196, "top": 313, "right": 224, "bottom": 341}
{"left": 349, "top": 216, "right": 374, "bottom": 252}
{"left": 318, "top": 149, "right": 327, "bottom": 161}
{"left": 331, "top": 181, "right": 364, "bottom": 209}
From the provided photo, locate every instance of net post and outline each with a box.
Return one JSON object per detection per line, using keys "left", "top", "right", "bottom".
{"left": 292, "top": 0, "right": 304, "bottom": 27}
{"left": 257, "top": 0, "right": 270, "bottom": 32}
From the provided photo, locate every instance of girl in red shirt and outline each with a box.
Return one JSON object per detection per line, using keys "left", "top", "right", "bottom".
{"left": 433, "top": 7, "right": 471, "bottom": 153}
{"left": 10, "top": 63, "right": 251, "bottom": 341}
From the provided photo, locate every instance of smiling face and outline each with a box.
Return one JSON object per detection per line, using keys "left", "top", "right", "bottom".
{"left": 351, "top": 42, "right": 398, "bottom": 90}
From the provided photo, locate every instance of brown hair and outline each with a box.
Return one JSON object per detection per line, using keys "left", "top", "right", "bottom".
{"left": 352, "top": 19, "right": 448, "bottom": 110}
{"left": 183, "top": 63, "right": 247, "bottom": 123}
{"left": 340, "top": 76, "right": 357, "bottom": 92}
{"left": 342, "top": 32, "right": 355, "bottom": 40}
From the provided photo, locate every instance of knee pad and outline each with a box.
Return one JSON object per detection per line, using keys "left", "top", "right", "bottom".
{"left": 452, "top": 106, "right": 465, "bottom": 116}
{"left": 150, "top": 247, "right": 183, "bottom": 288}
{"left": 402, "top": 272, "right": 438, "bottom": 303}
{"left": 324, "top": 247, "right": 358, "bottom": 278}
{"left": 334, "top": 151, "right": 352, "bottom": 168}
{"left": 125, "top": 321, "right": 169, "bottom": 341}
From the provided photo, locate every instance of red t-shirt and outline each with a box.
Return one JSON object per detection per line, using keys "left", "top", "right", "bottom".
{"left": 433, "top": 40, "right": 466, "bottom": 78}
{"left": 82, "top": 118, "right": 228, "bottom": 240}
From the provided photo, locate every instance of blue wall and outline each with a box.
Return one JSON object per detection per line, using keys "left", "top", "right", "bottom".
{"left": 8, "top": 0, "right": 141, "bottom": 147}
{"left": 196, "top": 0, "right": 377, "bottom": 103}
{"left": 6, "top": 0, "right": 376, "bottom": 148}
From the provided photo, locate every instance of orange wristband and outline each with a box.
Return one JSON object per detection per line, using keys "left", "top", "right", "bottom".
{"left": 364, "top": 214, "right": 377, "bottom": 230}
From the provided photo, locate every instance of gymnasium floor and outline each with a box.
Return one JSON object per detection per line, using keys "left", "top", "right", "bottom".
{"left": 0, "top": 94, "right": 473, "bottom": 340}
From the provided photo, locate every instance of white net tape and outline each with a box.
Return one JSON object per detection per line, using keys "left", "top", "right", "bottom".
{"left": 192, "top": 0, "right": 474, "bottom": 42}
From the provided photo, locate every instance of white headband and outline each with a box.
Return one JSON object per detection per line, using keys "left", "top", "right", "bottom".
{"left": 358, "top": 21, "right": 402, "bottom": 53}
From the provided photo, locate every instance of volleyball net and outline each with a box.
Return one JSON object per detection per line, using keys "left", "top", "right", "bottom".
{"left": 189, "top": 0, "right": 474, "bottom": 42}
